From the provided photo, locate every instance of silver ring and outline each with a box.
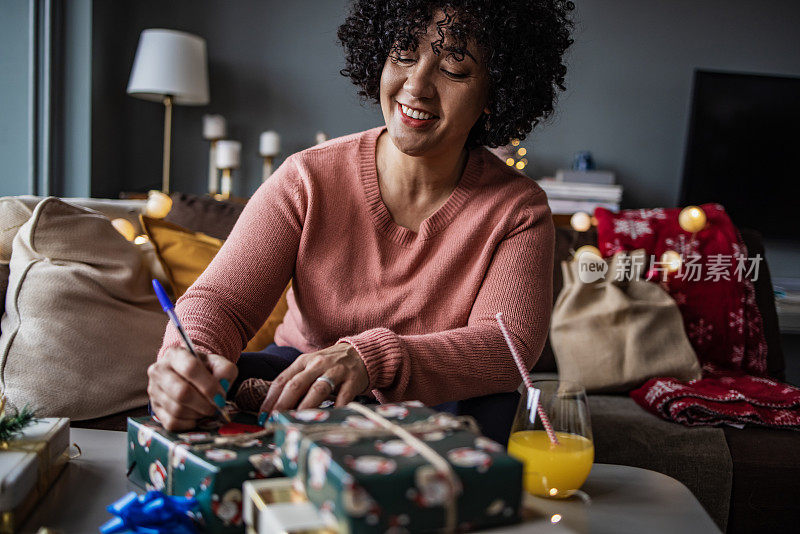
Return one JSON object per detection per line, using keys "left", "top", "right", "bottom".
{"left": 315, "top": 375, "right": 336, "bottom": 392}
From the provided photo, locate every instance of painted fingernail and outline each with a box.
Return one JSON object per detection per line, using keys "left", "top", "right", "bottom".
{"left": 213, "top": 394, "right": 226, "bottom": 409}
{"left": 258, "top": 412, "right": 268, "bottom": 426}
{"left": 219, "top": 379, "right": 230, "bottom": 392}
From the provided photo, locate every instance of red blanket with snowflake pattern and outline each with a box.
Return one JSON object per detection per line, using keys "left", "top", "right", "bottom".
{"left": 595, "top": 204, "right": 800, "bottom": 428}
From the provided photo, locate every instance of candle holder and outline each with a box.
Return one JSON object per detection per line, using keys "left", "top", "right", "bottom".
{"left": 208, "top": 140, "right": 221, "bottom": 195}
{"left": 216, "top": 168, "right": 234, "bottom": 200}
{"left": 203, "top": 115, "right": 227, "bottom": 195}
{"left": 261, "top": 156, "right": 275, "bottom": 182}
{"left": 259, "top": 131, "right": 280, "bottom": 182}
{"left": 214, "top": 140, "right": 241, "bottom": 200}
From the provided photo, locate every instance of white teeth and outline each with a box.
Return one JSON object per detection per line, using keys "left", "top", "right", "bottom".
{"left": 400, "top": 104, "right": 433, "bottom": 120}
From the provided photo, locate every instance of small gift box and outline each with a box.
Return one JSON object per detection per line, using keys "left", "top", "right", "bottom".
{"left": 243, "top": 478, "right": 335, "bottom": 534}
{"left": 0, "top": 417, "right": 70, "bottom": 533}
{"left": 270, "top": 402, "right": 523, "bottom": 533}
{"left": 127, "top": 416, "right": 283, "bottom": 534}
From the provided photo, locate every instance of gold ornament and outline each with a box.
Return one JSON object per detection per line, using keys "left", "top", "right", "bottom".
{"left": 111, "top": 218, "right": 136, "bottom": 241}
{"left": 144, "top": 190, "right": 173, "bottom": 219}
{"left": 570, "top": 212, "right": 592, "bottom": 232}
{"left": 661, "top": 250, "right": 682, "bottom": 273}
{"left": 678, "top": 206, "right": 706, "bottom": 233}
{"left": 574, "top": 245, "right": 602, "bottom": 261}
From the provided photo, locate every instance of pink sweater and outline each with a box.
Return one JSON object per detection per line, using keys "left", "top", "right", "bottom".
{"left": 159, "top": 126, "right": 555, "bottom": 405}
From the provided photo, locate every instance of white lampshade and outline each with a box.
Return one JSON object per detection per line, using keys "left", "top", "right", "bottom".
{"left": 127, "top": 29, "right": 209, "bottom": 105}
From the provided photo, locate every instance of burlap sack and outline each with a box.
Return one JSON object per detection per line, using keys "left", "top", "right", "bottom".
{"left": 550, "top": 249, "right": 701, "bottom": 393}
{"left": 0, "top": 198, "right": 167, "bottom": 420}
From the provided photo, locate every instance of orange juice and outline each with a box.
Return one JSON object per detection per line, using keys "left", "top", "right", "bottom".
{"left": 507, "top": 430, "right": 594, "bottom": 497}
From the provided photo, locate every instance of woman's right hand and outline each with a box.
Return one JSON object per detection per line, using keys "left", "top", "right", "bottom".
{"left": 147, "top": 347, "right": 238, "bottom": 431}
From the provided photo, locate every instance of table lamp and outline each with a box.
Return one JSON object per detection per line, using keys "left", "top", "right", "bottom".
{"left": 127, "top": 29, "right": 210, "bottom": 194}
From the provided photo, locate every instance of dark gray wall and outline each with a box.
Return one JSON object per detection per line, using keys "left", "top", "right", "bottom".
{"left": 530, "top": 0, "right": 800, "bottom": 210}
{"left": 91, "top": 0, "right": 381, "bottom": 199}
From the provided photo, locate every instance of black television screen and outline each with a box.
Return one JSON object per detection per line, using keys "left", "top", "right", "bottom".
{"left": 680, "top": 70, "right": 800, "bottom": 240}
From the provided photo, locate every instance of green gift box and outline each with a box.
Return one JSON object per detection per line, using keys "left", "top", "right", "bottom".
{"left": 270, "top": 402, "right": 523, "bottom": 533}
{"left": 127, "top": 415, "right": 283, "bottom": 533}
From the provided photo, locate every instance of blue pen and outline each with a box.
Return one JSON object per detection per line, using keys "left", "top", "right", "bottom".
{"left": 152, "top": 279, "right": 231, "bottom": 423}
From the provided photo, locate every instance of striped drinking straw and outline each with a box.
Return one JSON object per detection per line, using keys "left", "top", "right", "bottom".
{"left": 495, "top": 312, "right": 559, "bottom": 446}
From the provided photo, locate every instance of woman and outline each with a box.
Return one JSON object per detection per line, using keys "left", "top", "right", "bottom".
{"left": 147, "top": 0, "right": 574, "bottom": 442}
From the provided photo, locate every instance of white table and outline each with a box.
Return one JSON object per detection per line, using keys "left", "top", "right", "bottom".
{"left": 21, "top": 428, "right": 720, "bottom": 533}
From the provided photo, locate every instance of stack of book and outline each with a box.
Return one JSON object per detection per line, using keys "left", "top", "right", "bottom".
{"left": 536, "top": 170, "right": 622, "bottom": 214}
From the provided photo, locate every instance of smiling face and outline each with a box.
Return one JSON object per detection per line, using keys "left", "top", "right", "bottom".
{"left": 379, "top": 12, "right": 489, "bottom": 158}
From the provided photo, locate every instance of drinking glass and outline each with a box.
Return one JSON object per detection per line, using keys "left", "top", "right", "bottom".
{"left": 507, "top": 379, "right": 594, "bottom": 498}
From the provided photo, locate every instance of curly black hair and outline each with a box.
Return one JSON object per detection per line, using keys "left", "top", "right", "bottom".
{"left": 337, "top": 0, "right": 575, "bottom": 148}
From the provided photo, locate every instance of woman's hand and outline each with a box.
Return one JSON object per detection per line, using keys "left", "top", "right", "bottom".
{"left": 147, "top": 347, "right": 238, "bottom": 431}
{"left": 259, "top": 343, "right": 369, "bottom": 415}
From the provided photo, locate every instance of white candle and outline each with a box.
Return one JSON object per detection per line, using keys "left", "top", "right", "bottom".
{"left": 259, "top": 131, "right": 280, "bottom": 157}
{"left": 216, "top": 140, "right": 241, "bottom": 169}
{"left": 203, "top": 115, "right": 227, "bottom": 140}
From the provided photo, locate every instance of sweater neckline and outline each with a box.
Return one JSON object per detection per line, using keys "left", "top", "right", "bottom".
{"left": 358, "top": 126, "right": 483, "bottom": 246}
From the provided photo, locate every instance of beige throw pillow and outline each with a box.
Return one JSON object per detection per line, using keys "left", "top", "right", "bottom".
{"left": 0, "top": 198, "right": 167, "bottom": 420}
{"left": 0, "top": 198, "right": 33, "bottom": 316}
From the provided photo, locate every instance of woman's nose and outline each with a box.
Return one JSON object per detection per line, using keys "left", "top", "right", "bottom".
{"left": 402, "top": 63, "right": 436, "bottom": 100}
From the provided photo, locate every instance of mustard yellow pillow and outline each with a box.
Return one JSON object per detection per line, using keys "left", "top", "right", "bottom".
{"left": 140, "top": 215, "right": 290, "bottom": 352}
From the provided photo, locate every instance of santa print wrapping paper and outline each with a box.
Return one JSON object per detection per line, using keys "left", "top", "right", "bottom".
{"left": 127, "top": 416, "right": 283, "bottom": 534}
{"left": 596, "top": 204, "right": 800, "bottom": 429}
{"left": 270, "top": 402, "right": 523, "bottom": 534}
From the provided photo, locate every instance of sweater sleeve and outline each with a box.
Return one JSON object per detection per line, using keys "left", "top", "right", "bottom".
{"left": 339, "top": 192, "right": 555, "bottom": 405}
{"left": 157, "top": 155, "right": 306, "bottom": 362}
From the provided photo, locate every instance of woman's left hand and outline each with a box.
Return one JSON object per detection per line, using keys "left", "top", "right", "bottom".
{"left": 259, "top": 342, "right": 369, "bottom": 415}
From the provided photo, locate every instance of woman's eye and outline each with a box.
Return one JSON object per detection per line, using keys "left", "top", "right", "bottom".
{"left": 392, "top": 55, "right": 415, "bottom": 64}
{"left": 442, "top": 69, "right": 468, "bottom": 79}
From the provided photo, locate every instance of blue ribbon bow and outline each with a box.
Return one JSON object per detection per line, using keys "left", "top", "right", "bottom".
{"left": 99, "top": 490, "right": 198, "bottom": 534}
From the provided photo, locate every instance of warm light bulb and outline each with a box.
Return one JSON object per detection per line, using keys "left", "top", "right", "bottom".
{"left": 574, "top": 245, "right": 602, "bottom": 261}
{"left": 111, "top": 218, "right": 136, "bottom": 241}
{"left": 678, "top": 206, "right": 707, "bottom": 233}
{"left": 134, "top": 235, "right": 149, "bottom": 245}
{"left": 505, "top": 158, "right": 515, "bottom": 166}
{"left": 661, "top": 250, "right": 682, "bottom": 273}
{"left": 517, "top": 147, "right": 527, "bottom": 156}
{"left": 570, "top": 212, "right": 592, "bottom": 232}
{"left": 549, "top": 488, "right": 559, "bottom": 497}
{"left": 551, "top": 514, "right": 562, "bottom": 523}
{"left": 511, "top": 138, "right": 520, "bottom": 146}
{"left": 515, "top": 161, "right": 525, "bottom": 170}
{"left": 145, "top": 191, "right": 173, "bottom": 219}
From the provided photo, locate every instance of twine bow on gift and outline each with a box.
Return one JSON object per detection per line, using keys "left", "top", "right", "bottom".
{"left": 290, "top": 404, "right": 478, "bottom": 533}
{"left": 99, "top": 490, "right": 199, "bottom": 534}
